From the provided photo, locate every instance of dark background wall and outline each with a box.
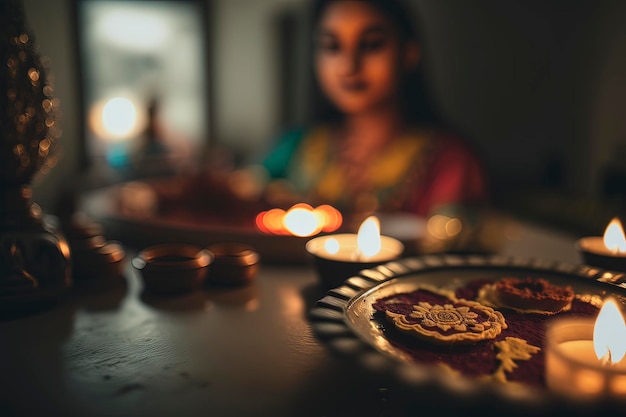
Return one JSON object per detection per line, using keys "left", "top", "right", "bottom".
{"left": 21, "top": 0, "right": 626, "bottom": 233}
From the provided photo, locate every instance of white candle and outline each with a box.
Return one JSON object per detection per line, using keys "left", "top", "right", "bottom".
{"left": 578, "top": 238, "right": 626, "bottom": 258}
{"left": 576, "top": 218, "right": 626, "bottom": 272}
{"left": 306, "top": 216, "right": 403, "bottom": 263}
{"left": 545, "top": 298, "right": 626, "bottom": 398}
{"left": 554, "top": 340, "right": 626, "bottom": 395}
{"left": 578, "top": 217, "right": 626, "bottom": 258}
{"left": 305, "top": 216, "right": 404, "bottom": 288}
{"left": 307, "top": 233, "right": 404, "bottom": 263}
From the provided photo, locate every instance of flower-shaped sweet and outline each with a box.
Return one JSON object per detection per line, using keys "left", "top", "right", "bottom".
{"left": 385, "top": 300, "right": 507, "bottom": 344}
{"left": 477, "top": 277, "right": 574, "bottom": 315}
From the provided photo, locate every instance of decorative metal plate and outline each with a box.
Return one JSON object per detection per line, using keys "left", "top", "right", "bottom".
{"left": 310, "top": 254, "right": 626, "bottom": 410}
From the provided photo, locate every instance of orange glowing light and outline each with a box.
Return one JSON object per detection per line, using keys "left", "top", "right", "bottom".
{"left": 283, "top": 204, "right": 322, "bottom": 237}
{"left": 315, "top": 204, "right": 342, "bottom": 232}
{"left": 255, "top": 211, "right": 270, "bottom": 234}
{"left": 255, "top": 204, "right": 343, "bottom": 236}
{"left": 264, "top": 208, "right": 287, "bottom": 235}
{"left": 593, "top": 297, "right": 626, "bottom": 364}
{"left": 603, "top": 217, "right": 626, "bottom": 254}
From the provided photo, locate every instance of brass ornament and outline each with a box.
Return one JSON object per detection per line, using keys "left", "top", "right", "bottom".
{"left": 0, "top": 0, "right": 71, "bottom": 316}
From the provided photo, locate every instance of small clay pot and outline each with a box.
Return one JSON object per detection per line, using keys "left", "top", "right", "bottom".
{"left": 73, "top": 240, "right": 126, "bottom": 282}
{"left": 133, "top": 243, "right": 213, "bottom": 294}
{"left": 205, "top": 243, "right": 259, "bottom": 286}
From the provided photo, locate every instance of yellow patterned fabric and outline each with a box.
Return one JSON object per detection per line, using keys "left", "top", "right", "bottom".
{"left": 287, "top": 126, "right": 431, "bottom": 212}
{"left": 263, "top": 124, "right": 489, "bottom": 217}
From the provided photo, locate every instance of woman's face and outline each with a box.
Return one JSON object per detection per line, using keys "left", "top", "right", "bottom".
{"left": 314, "top": 1, "right": 413, "bottom": 116}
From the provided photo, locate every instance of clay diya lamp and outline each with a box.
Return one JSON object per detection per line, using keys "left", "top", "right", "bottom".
{"left": 205, "top": 242, "right": 260, "bottom": 286}
{"left": 132, "top": 243, "right": 213, "bottom": 294}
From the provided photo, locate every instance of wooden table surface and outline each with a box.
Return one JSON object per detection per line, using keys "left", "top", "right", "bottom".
{"left": 1, "top": 216, "right": 604, "bottom": 417}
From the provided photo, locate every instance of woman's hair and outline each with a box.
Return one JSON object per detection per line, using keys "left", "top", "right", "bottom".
{"left": 307, "top": 0, "right": 442, "bottom": 127}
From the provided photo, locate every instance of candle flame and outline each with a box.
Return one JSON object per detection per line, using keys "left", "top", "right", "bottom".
{"left": 603, "top": 217, "right": 626, "bottom": 253}
{"left": 593, "top": 297, "right": 626, "bottom": 365}
{"left": 357, "top": 216, "right": 381, "bottom": 258}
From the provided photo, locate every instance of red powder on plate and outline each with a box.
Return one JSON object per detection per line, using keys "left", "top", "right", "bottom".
{"left": 372, "top": 279, "right": 600, "bottom": 388}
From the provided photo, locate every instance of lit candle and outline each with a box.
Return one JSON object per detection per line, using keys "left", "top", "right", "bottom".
{"left": 576, "top": 217, "right": 626, "bottom": 272}
{"left": 305, "top": 215, "right": 404, "bottom": 288}
{"left": 545, "top": 298, "right": 626, "bottom": 398}
{"left": 307, "top": 216, "right": 403, "bottom": 262}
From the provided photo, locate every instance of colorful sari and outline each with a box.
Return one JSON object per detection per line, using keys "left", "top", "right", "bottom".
{"left": 262, "top": 125, "right": 489, "bottom": 217}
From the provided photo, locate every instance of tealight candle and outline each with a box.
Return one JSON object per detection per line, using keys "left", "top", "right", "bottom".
{"left": 576, "top": 217, "right": 626, "bottom": 272}
{"left": 305, "top": 216, "right": 404, "bottom": 289}
{"left": 545, "top": 297, "right": 626, "bottom": 399}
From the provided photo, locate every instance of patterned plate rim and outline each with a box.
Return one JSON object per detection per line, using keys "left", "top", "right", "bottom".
{"left": 309, "top": 253, "right": 626, "bottom": 410}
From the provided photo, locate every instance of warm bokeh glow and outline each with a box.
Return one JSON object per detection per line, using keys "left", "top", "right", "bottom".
{"left": 283, "top": 204, "right": 321, "bottom": 237}
{"left": 263, "top": 208, "right": 287, "bottom": 235}
{"left": 593, "top": 297, "right": 626, "bottom": 364}
{"left": 255, "top": 211, "right": 270, "bottom": 234}
{"left": 256, "top": 204, "right": 342, "bottom": 236}
{"left": 603, "top": 217, "right": 626, "bottom": 253}
{"left": 315, "top": 204, "right": 343, "bottom": 232}
{"left": 427, "top": 214, "right": 463, "bottom": 240}
{"left": 102, "top": 97, "right": 137, "bottom": 137}
{"left": 357, "top": 216, "right": 381, "bottom": 258}
{"left": 89, "top": 95, "right": 146, "bottom": 141}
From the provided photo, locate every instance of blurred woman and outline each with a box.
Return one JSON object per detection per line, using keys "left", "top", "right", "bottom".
{"left": 261, "top": 0, "right": 489, "bottom": 221}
